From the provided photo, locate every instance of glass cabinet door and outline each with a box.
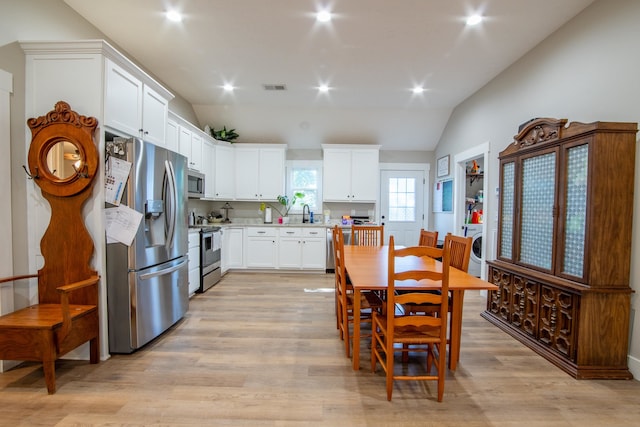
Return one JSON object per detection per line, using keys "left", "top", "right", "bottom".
{"left": 499, "top": 161, "right": 515, "bottom": 260}
{"left": 561, "top": 143, "right": 588, "bottom": 278}
{"left": 518, "top": 151, "right": 557, "bottom": 270}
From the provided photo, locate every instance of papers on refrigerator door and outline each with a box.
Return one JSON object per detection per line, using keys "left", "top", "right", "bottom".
{"left": 105, "top": 156, "right": 132, "bottom": 206}
{"left": 105, "top": 205, "right": 143, "bottom": 246}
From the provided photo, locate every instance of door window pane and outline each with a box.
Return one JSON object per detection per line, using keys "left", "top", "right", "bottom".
{"left": 388, "top": 178, "right": 416, "bottom": 221}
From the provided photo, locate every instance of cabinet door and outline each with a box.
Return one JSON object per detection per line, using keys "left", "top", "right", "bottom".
{"left": 166, "top": 118, "right": 179, "bottom": 153}
{"left": 178, "top": 126, "right": 192, "bottom": 163}
{"left": 190, "top": 133, "right": 203, "bottom": 172}
{"left": 301, "top": 238, "right": 326, "bottom": 269}
{"left": 141, "top": 85, "right": 168, "bottom": 145}
{"left": 323, "top": 149, "right": 351, "bottom": 201}
{"left": 350, "top": 149, "right": 379, "bottom": 201}
{"left": 246, "top": 237, "right": 277, "bottom": 268}
{"left": 202, "top": 140, "right": 216, "bottom": 199}
{"left": 258, "top": 148, "right": 285, "bottom": 200}
{"left": 559, "top": 143, "right": 588, "bottom": 279}
{"left": 214, "top": 145, "right": 235, "bottom": 199}
{"left": 105, "top": 59, "right": 142, "bottom": 137}
{"left": 518, "top": 149, "right": 557, "bottom": 272}
{"left": 278, "top": 236, "right": 302, "bottom": 269}
{"left": 498, "top": 160, "right": 516, "bottom": 261}
{"left": 234, "top": 147, "right": 260, "bottom": 199}
{"left": 223, "top": 227, "right": 244, "bottom": 271}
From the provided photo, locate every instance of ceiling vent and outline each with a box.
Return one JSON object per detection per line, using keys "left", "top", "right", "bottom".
{"left": 263, "top": 84, "right": 287, "bottom": 91}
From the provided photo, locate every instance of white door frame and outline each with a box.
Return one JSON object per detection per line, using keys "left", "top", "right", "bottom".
{"left": 379, "top": 162, "right": 430, "bottom": 228}
{"left": 453, "top": 143, "right": 490, "bottom": 279}
{"left": 0, "top": 69, "right": 16, "bottom": 372}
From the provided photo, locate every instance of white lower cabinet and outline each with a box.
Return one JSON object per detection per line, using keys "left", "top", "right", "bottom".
{"left": 228, "top": 226, "right": 327, "bottom": 271}
{"left": 246, "top": 227, "right": 277, "bottom": 268}
{"left": 278, "top": 228, "right": 303, "bottom": 269}
{"left": 300, "top": 228, "right": 326, "bottom": 270}
{"left": 277, "top": 227, "right": 326, "bottom": 270}
{"left": 188, "top": 231, "right": 200, "bottom": 295}
{"left": 223, "top": 227, "right": 244, "bottom": 272}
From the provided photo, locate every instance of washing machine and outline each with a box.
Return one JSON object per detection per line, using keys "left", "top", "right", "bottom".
{"left": 464, "top": 224, "right": 483, "bottom": 277}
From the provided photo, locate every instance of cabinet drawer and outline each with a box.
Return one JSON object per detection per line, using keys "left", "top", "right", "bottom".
{"left": 280, "top": 227, "right": 302, "bottom": 237}
{"left": 188, "top": 232, "right": 200, "bottom": 248}
{"left": 247, "top": 227, "right": 277, "bottom": 237}
{"left": 302, "top": 228, "right": 324, "bottom": 237}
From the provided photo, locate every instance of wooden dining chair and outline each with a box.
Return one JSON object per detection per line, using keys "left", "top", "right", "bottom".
{"left": 418, "top": 229, "right": 438, "bottom": 247}
{"left": 403, "top": 233, "right": 471, "bottom": 358}
{"left": 334, "top": 226, "right": 382, "bottom": 358}
{"left": 371, "top": 235, "right": 451, "bottom": 401}
{"left": 351, "top": 224, "right": 384, "bottom": 246}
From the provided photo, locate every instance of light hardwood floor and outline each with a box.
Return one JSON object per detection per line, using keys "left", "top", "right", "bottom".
{"left": 1, "top": 271, "right": 640, "bottom": 426}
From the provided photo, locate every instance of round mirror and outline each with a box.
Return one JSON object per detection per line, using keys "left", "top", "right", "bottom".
{"left": 45, "top": 140, "right": 82, "bottom": 180}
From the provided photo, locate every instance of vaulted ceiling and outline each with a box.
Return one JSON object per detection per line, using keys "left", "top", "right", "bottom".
{"left": 64, "top": 0, "right": 595, "bottom": 150}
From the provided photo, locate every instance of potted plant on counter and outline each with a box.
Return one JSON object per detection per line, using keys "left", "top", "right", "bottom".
{"left": 275, "top": 192, "right": 304, "bottom": 224}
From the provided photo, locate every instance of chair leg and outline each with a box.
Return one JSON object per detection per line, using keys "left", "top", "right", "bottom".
{"left": 437, "top": 345, "right": 446, "bottom": 402}
{"left": 385, "top": 341, "right": 394, "bottom": 401}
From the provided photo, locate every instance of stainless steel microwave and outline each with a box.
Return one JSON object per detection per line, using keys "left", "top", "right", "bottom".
{"left": 187, "top": 170, "right": 205, "bottom": 198}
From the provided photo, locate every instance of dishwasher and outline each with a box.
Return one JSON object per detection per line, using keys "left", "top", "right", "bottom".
{"left": 326, "top": 226, "right": 351, "bottom": 273}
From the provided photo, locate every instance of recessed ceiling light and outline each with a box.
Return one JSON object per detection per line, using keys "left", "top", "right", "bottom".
{"left": 316, "top": 11, "right": 332, "bottom": 23}
{"left": 166, "top": 10, "right": 182, "bottom": 22}
{"left": 223, "top": 84, "right": 234, "bottom": 92}
{"left": 412, "top": 86, "right": 425, "bottom": 94}
{"left": 318, "top": 84, "right": 330, "bottom": 93}
{"left": 466, "top": 15, "right": 483, "bottom": 26}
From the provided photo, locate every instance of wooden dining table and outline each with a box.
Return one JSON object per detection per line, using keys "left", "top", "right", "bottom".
{"left": 343, "top": 244, "right": 498, "bottom": 371}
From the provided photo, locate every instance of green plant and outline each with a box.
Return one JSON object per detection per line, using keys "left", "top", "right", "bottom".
{"left": 275, "top": 192, "right": 304, "bottom": 217}
{"left": 210, "top": 126, "right": 239, "bottom": 142}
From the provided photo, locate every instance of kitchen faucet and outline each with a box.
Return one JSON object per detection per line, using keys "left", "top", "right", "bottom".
{"left": 302, "top": 204, "right": 310, "bottom": 223}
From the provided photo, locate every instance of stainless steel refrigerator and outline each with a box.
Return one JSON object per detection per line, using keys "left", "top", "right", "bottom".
{"left": 105, "top": 135, "right": 189, "bottom": 353}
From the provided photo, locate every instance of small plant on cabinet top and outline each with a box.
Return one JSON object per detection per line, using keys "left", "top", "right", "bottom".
{"left": 208, "top": 125, "right": 239, "bottom": 142}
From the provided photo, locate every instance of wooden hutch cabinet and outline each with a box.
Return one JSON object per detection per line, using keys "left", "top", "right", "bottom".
{"left": 482, "top": 118, "right": 637, "bottom": 379}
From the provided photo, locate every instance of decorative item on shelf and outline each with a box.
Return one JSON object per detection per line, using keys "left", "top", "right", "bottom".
{"left": 207, "top": 125, "right": 239, "bottom": 142}
{"left": 273, "top": 192, "right": 304, "bottom": 223}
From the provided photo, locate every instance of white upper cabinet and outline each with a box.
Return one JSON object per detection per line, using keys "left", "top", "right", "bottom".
{"left": 213, "top": 144, "right": 235, "bottom": 199}
{"left": 202, "top": 139, "right": 216, "bottom": 199}
{"left": 166, "top": 118, "right": 179, "bottom": 153}
{"left": 105, "top": 58, "right": 169, "bottom": 146}
{"left": 322, "top": 145, "right": 380, "bottom": 202}
{"left": 141, "top": 85, "right": 168, "bottom": 145}
{"left": 234, "top": 144, "right": 286, "bottom": 201}
{"left": 176, "top": 120, "right": 203, "bottom": 171}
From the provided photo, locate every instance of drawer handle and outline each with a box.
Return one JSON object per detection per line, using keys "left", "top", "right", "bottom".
{"left": 257, "top": 231, "right": 266, "bottom": 234}
{"left": 309, "top": 232, "right": 318, "bottom": 235}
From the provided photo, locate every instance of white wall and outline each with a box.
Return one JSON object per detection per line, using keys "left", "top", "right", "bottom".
{"left": 433, "top": 0, "right": 640, "bottom": 378}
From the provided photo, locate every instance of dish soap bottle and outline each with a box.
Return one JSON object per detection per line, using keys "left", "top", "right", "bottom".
{"left": 189, "top": 210, "right": 195, "bottom": 227}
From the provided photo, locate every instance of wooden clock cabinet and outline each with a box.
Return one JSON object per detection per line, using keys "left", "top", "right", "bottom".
{"left": 482, "top": 118, "right": 637, "bottom": 379}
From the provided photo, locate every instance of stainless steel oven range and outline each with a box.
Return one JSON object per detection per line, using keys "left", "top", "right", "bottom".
{"left": 199, "top": 226, "right": 222, "bottom": 292}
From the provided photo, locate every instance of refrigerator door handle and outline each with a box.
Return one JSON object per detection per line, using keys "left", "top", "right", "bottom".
{"left": 138, "top": 259, "right": 188, "bottom": 281}
{"left": 164, "top": 159, "right": 177, "bottom": 250}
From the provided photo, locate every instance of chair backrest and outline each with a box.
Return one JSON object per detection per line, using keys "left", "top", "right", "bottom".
{"left": 418, "top": 229, "right": 438, "bottom": 247}
{"left": 386, "top": 235, "right": 450, "bottom": 339}
{"left": 27, "top": 101, "right": 99, "bottom": 306}
{"left": 351, "top": 224, "right": 384, "bottom": 246}
{"left": 444, "top": 233, "right": 472, "bottom": 272}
